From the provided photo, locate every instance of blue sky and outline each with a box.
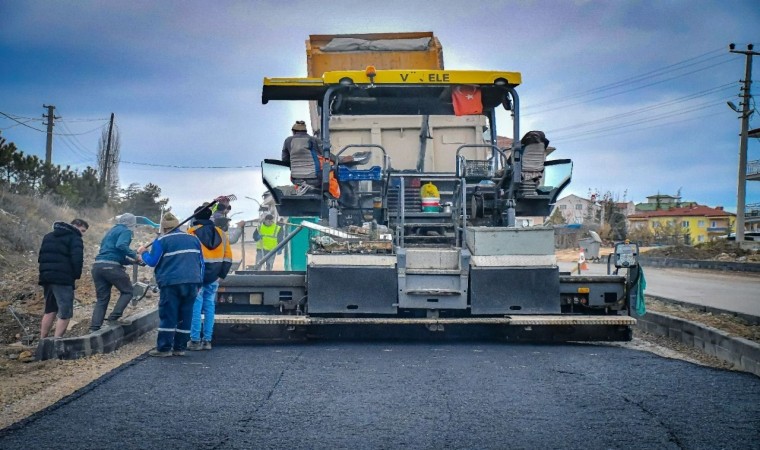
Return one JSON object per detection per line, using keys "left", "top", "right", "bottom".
{"left": 1, "top": 0, "right": 759, "bottom": 221}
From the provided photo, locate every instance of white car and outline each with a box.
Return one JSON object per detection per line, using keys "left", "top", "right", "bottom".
{"left": 723, "top": 232, "right": 760, "bottom": 241}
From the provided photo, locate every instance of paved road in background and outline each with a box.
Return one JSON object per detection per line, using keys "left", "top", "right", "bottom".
{"left": 558, "top": 261, "right": 760, "bottom": 316}
{"left": 1, "top": 343, "right": 758, "bottom": 449}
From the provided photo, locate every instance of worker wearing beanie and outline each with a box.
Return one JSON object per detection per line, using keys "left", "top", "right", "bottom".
{"left": 186, "top": 204, "right": 232, "bottom": 351}
{"left": 90, "top": 213, "right": 139, "bottom": 332}
{"left": 138, "top": 212, "right": 204, "bottom": 357}
{"left": 281, "top": 120, "right": 325, "bottom": 187}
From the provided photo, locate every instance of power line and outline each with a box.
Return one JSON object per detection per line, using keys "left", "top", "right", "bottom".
{"left": 552, "top": 105, "right": 727, "bottom": 145}
{"left": 0, "top": 118, "right": 38, "bottom": 131}
{"left": 524, "top": 47, "right": 727, "bottom": 110}
{"left": 55, "top": 124, "right": 97, "bottom": 163}
{"left": 120, "top": 160, "right": 259, "bottom": 169}
{"left": 551, "top": 97, "right": 729, "bottom": 141}
{"left": 545, "top": 83, "right": 736, "bottom": 134}
{"left": 552, "top": 110, "right": 726, "bottom": 146}
{"left": 0, "top": 111, "right": 46, "bottom": 132}
{"left": 58, "top": 113, "right": 98, "bottom": 156}
{"left": 54, "top": 134, "right": 94, "bottom": 163}
{"left": 58, "top": 117, "right": 110, "bottom": 122}
{"left": 53, "top": 124, "right": 106, "bottom": 136}
{"left": 0, "top": 112, "right": 43, "bottom": 121}
{"left": 524, "top": 57, "right": 734, "bottom": 116}
{"left": 1, "top": 111, "right": 107, "bottom": 135}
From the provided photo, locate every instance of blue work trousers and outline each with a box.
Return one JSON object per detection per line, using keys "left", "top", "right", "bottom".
{"left": 156, "top": 284, "right": 199, "bottom": 352}
{"left": 190, "top": 280, "right": 218, "bottom": 342}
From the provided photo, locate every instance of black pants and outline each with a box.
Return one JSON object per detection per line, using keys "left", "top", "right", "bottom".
{"left": 90, "top": 264, "right": 133, "bottom": 330}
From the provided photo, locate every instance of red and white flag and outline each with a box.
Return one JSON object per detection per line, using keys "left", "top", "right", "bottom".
{"left": 452, "top": 85, "right": 482, "bottom": 116}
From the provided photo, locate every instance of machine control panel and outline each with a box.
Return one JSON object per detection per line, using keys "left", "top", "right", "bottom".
{"left": 614, "top": 243, "right": 639, "bottom": 268}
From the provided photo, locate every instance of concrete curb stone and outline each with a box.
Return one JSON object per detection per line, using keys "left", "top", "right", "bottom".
{"left": 635, "top": 310, "right": 760, "bottom": 377}
{"left": 34, "top": 308, "right": 158, "bottom": 361}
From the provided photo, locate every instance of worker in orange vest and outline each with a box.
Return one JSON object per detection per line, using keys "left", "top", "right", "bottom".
{"left": 186, "top": 204, "right": 232, "bottom": 351}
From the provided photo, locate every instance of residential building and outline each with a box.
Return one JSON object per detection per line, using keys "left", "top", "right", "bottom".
{"left": 746, "top": 127, "right": 759, "bottom": 231}
{"left": 615, "top": 201, "right": 636, "bottom": 217}
{"left": 627, "top": 205, "right": 734, "bottom": 244}
{"left": 553, "top": 194, "right": 596, "bottom": 224}
{"left": 634, "top": 194, "right": 696, "bottom": 212}
{"left": 746, "top": 201, "right": 760, "bottom": 232}
{"left": 553, "top": 195, "right": 634, "bottom": 225}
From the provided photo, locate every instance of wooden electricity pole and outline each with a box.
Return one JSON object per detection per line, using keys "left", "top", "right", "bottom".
{"left": 42, "top": 104, "right": 57, "bottom": 165}
{"left": 100, "top": 112, "right": 115, "bottom": 187}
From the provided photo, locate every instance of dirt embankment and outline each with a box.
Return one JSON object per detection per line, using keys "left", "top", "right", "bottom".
{"left": 640, "top": 240, "right": 760, "bottom": 263}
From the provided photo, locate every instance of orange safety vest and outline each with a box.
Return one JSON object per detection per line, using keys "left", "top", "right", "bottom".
{"left": 187, "top": 224, "right": 233, "bottom": 280}
{"left": 318, "top": 156, "right": 341, "bottom": 199}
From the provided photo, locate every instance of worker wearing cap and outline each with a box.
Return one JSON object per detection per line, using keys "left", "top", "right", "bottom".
{"left": 138, "top": 212, "right": 204, "bottom": 357}
{"left": 281, "top": 120, "right": 324, "bottom": 188}
{"left": 186, "top": 205, "right": 233, "bottom": 351}
{"left": 253, "top": 214, "right": 283, "bottom": 271}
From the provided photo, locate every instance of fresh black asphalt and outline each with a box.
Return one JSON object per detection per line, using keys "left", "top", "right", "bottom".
{"left": 1, "top": 342, "right": 759, "bottom": 450}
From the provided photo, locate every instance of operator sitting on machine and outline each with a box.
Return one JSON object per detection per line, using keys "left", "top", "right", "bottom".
{"left": 281, "top": 120, "right": 369, "bottom": 205}
{"left": 281, "top": 120, "right": 325, "bottom": 189}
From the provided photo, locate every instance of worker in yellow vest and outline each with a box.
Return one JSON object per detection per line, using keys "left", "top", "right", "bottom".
{"left": 253, "top": 214, "right": 283, "bottom": 271}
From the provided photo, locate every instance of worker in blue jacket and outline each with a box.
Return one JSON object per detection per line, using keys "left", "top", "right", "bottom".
{"left": 90, "top": 213, "right": 139, "bottom": 331}
{"left": 138, "top": 212, "right": 204, "bottom": 357}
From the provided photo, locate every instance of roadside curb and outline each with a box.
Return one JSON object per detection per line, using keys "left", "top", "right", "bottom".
{"left": 638, "top": 256, "right": 760, "bottom": 273}
{"left": 34, "top": 308, "right": 158, "bottom": 361}
{"left": 635, "top": 310, "right": 760, "bottom": 377}
{"left": 647, "top": 294, "right": 760, "bottom": 326}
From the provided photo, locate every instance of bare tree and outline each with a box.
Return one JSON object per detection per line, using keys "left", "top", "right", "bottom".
{"left": 97, "top": 123, "right": 121, "bottom": 200}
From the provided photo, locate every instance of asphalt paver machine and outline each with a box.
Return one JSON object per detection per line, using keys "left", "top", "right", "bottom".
{"left": 215, "top": 67, "right": 640, "bottom": 342}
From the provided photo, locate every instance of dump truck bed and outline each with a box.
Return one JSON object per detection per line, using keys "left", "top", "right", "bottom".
{"left": 306, "top": 32, "right": 444, "bottom": 77}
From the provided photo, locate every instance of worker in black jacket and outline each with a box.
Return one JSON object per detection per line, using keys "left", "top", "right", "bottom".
{"left": 38, "top": 218, "right": 89, "bottom": 339}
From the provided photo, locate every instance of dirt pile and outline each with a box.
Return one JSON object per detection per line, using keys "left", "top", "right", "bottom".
{"left": 640, "top": 240, "right": 760, "bottom": 262}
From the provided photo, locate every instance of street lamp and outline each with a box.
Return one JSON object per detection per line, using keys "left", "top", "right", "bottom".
{"left": 245, "top": 196, "right": 269, "bottom": 219}
{"left": 244, "top": 196, "right": 261, "bottom": 206}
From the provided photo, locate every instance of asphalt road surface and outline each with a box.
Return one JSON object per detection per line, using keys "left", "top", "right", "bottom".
{"left": 559, "top": 261, "right": 760, "bottom": 316}
{"left": 1, "top": 342, "right": 759, "bottom": 449}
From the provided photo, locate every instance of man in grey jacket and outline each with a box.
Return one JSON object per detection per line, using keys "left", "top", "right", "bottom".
{"left": 281, "top": 120, "right": 324, "bottom": 187}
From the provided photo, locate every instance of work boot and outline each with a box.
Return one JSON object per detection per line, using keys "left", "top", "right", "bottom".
{"left": 172, "top": 350, "right": 186, "bottom": 356}
{"left": 187, "top": 341, "right": 203, "bottom": 351}
{"left": 148, "top": 349, "right": 173, "bottom": 357}
{"left": 201, "top": 341, "right": 212, "bottom": 351}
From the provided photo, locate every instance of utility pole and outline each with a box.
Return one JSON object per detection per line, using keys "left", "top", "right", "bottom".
{"left": 42, "top": 104, "right": 58, "bottom": 165}
{"left": 100, "top": 112, "right": 115, "bottom": 187}
{"left": 729, "top": 43, "right": 758, "bottom": 242}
